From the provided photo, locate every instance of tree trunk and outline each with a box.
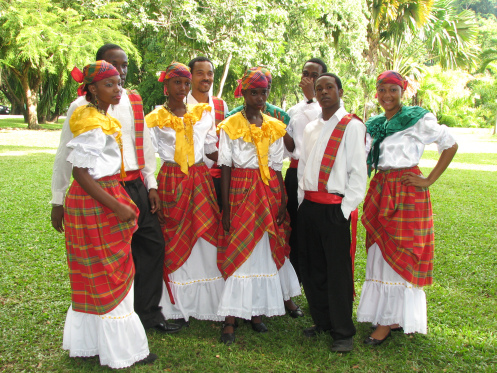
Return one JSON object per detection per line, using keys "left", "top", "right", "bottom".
{"left": 20, "top": 75, "right": 41, "bottom": 129}
{"left": 216, "top": 52, "right": 232, "bottom": 98}
{"left": 493, "top": 112, "right": 497, "bottom": 135}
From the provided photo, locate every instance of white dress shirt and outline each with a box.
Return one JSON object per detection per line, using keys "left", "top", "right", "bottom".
{"left": 297, "top": 107, "right": 367, "bottom": 219}
{"left": 50, "top": 90, "right": 158, "bottom": 205}
{"left": 285, "top": 99, "right": 321, "bottom": 160}
{"left": 366, "top": 112, "right": 456, "bottom": 170}
{"left": 185, "top": 92, "right": 228, "bottom": 167}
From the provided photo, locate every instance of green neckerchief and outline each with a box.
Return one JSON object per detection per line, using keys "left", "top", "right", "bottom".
{"left": 226, "top": 103, "right": 290, "bottom": 125}
{"left": 366, "top": 106, "right": 429, "bottom": 176}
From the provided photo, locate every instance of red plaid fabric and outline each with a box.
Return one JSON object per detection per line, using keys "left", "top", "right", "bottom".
{"left": 362, "top": 166, "right": 434, "bottom": 287}
{"left": 212, "top": 97, "right": 225, "bottom": 125}
{"left": 157, "top": 162, "right": 221, "bottom": 277}
{"left": 64, "top": 175, "right": 139, "bottom": 315}
{"left": 318, "top": 113, "right": 361, "bottom": 191}
{"left": 127, "top": 89, "right": 145, "bottom": 169}
{"left": 218, "top": 168, "right": 290, "bottom": 279}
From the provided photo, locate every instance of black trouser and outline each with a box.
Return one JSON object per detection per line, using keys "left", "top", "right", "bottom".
{"left": 123, "top": 177, "right": 165, "bottom": 328}
{"left": 298, "top": 199, "right": 356, "bottom": 340}
{"left": 284, "top": 167, "right": 300, "bottom": 282}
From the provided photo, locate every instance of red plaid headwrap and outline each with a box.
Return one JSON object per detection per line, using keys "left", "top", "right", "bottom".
{"left": 375, "top": 70, "right": 408, "bottom": 97}
{"left": 71, "top": 61, "right": 119, "bottom": 96}
{"left": 158, "top": 62, "right": 192, "bottom": 95}
{"left": 234, "top": 69, "right": 269, "bottom": 98}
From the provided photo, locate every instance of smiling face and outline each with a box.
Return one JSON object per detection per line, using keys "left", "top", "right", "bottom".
{"left": 315, "top": 75, "right": 342, "bottom": 110}
{"left": 376, "top": 83, "right": 404, "bottom": 117}
{"left": 242, "top": 87, "right": 268, "bottom": 112}
{"left": 191, "top": 61, "right": 214, "bottom": 94}
{"left": 88, "top": 75, "right": 122, "bottom": 108}
{"left": 101, "top": 49, "right": 128, "bottom": 85}
{"left": 165, "top": 76, "right": 191, "bottom": 102}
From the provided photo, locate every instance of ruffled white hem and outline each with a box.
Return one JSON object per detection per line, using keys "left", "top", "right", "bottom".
{"left": 217, "top": 232, "right": 286, "bottom": 319}
{"left": 356, "top": 244, "right": 427, "bottom": 334}
{"left": 62, "top": 283, "right": 150, "bottom": 369}
{"left": 279, "top": 257, "right": 301, "bottom": 300}
{"left": 159, "top": 238, "right": 225, "bottom": 322}
{"left": 66, "top": 148, "right": 97, "bottom": 170}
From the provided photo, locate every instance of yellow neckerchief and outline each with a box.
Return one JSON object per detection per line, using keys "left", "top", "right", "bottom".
{"left": 69, "top": 105, "right": 126, "bottom": 178}
{"left": 217, "top": 111, "right": 286, "bottom": 185}
{"left": 145, "top": 103, "right": 210, "bottom": 175}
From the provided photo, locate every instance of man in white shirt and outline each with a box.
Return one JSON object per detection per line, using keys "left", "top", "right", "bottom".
{"left": 297, "top": 73, "right": 367, "bottom": 352}
{"left": 185, "top": 56, "right": 228, "bottom": 209}
{"left": 50, "top": 44, "right": 180, "bottom": 334}
{"left": 285, "top": 58, "right": 327, "bottom": 284}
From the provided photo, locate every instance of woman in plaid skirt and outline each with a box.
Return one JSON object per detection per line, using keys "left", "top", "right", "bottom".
{"left": 357, "top": 70, "right": 458, "bottom": 345}
{"left": 62, "top": 61, "right": 155, "bottom": 368}
{"left": 217, "top": 70, "right": 301, "bottom": 345}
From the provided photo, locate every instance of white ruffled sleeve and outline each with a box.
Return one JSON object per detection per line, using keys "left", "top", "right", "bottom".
{"left": 269, "top": 137, "right": 284, "bottom": 171}
{"left": 416, "top": 113, "right": 457, "bottom": 153}
{"left": 203, "top": 111, "right": 219, "bottom": 155}
{"left": 217, "top": 129, "right": 232, "bottom": 167}
{"left": 66, "top": 128, "right": 107, "bottom": 169}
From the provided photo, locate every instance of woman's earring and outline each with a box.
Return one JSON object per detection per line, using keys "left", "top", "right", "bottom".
{"left": 94, "top": 95, "right": 99, "bottom": 107}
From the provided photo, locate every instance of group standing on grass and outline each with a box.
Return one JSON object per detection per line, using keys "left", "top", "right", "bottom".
{"left": 50, "top": 43, "right": 457, "bottom": 368}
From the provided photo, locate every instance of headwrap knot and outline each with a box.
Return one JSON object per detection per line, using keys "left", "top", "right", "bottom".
{"left": 376, "top": 70, "right": 408, "bottom": 91}
{"left": 234, "top": 66, "right": 271, "bottom": 98}
{"left": 158, "top": 62, "right": 192, "bottom": 95}
{"left": 71, "top": 61, "right": 119, "bottom": 97}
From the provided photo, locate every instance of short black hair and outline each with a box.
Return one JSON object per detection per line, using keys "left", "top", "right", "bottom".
{"left": 188, "top": 56, "right": 214, "bottom": 72}
{"left": 304, "top": 58, "right": 327, "bottom": 73}
{"left": 96, "top": 44, "right": 124, "bottom": 60}
{"left": 315, "top": 73, "right": 342, "bottom": 90}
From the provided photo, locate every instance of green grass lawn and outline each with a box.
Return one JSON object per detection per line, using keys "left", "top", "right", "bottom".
{"left": 0, "top": 148, "right": 496, "bottom": 372}
{"left": 0, "top": 116, "right": 64, "bottom": 130}
{"left": 423, "top": 150, "right": 497, "bottom": 166}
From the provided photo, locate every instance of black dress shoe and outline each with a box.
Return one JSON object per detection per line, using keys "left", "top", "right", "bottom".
{"left": 176, "top": 318, "right": 190, "bottom": 328}
{"left": 363, "top": 330, "right": 391, "bottom": 346}
{"left": 220, "top": 322, "right": 236, "bottom": 345}
{"left": 153, "top": 321, "right": 181, "bottom": 333}
{"left": 331, "top": 337, "right": 353, "bottom": 352}
{"left": 371, "top": 325, "right": 403, "bottom": 332}
{"left": 286, "top": 305, "right": 304, "bottom": 318}
{"left": 250, "top": 321, "right": 268, "bottom": 333}
{"left": 135, "top": 353, "right": 158, "bottom": 365}
{"left": 303, "top": 325, "right": 331, "bottom": 338}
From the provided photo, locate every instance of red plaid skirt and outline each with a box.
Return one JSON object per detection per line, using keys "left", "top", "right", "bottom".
{"left": 64, "top": 175, "right": 138, "bottom": 314}
{"left": 157, "top": 162, "right": 221, "bottom": 277}
{"left": 362, "top": 166, "right": 434, "bottom": 287}
{"left": 218, "top": 168, "right": 291, "bottom": 279}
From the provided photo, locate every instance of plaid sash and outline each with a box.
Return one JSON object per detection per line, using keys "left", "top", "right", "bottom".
{"left": 212, "top": 97, "right": 225, "bottom": 125}
{"left": 218, "top": 168, "right": 291, "bottom": 279}
{"left": 362, "top": 166, "right": 435, "bottom": 287}
{"left": 127, "top": 89, "right": 145, "bottom": 169}
{"left": 318, "top": 113, "right": 362, "bottom": 190}
{"left": 64, "top": 175, "right": 138, "bottom": 314}
{"left": 157, "top": 162, "right": 221, "bottom": 277}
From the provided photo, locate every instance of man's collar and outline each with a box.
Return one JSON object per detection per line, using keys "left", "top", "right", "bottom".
{"left": 319, "top": 106, "right": 347, "bottom": 123}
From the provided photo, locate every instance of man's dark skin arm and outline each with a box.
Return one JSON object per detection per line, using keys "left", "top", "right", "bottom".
{"left": 221, "top": 165, "right": 231, "bottom": 232}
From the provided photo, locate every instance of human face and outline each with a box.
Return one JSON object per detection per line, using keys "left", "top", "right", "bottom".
{"left": 315, "top": 76, "right": 342, "bottom": 110}
{"left": 102, "top": 49, "right": 128, "bottom": 85}
{"left": 376, "top": 83, "right": 403, "bottom": 116}
{"left": 301, "top": 62, "right": 323, "bottom": 84}
{"left": 242, "top": 88, "right": 268, "bottom": 112}
{"left": 191, "top": 61, "right": 214, "bottom": 94}
{"left": 166, "top": 76, "right": 191, "bottom": 102}
{"left": 89, "top": 75, "right": 122, "bottom": 109}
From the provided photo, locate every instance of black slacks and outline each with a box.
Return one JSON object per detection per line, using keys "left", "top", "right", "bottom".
{"left": 284, "top": 167, "right": 301, "bottom": 282}
{"left": 298, "top": 199, "right": 356, "bottom": 340}
{"left": 123, "top": 177, "right": 165, "bottom": 328}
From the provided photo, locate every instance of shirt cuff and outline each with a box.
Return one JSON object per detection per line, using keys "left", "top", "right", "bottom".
{"left": 50, "top": 191, "right": 66, "bottom": 205}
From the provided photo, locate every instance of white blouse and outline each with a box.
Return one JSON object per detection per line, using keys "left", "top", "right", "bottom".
{"left": 217, "top": 129, "right": 284, "bottom": 171}
{"left": 66, "top": 128, "right": 121, "bottom": 179}
{"left": 151, "top": 110, "right": 218, "bottom": 163}
{"left": 366, "top": 112, "right": 456, "bottom": 170}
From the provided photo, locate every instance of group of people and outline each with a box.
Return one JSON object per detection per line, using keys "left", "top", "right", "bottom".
{"left": 50, "top": 43, "right": 457, "bottom": 368}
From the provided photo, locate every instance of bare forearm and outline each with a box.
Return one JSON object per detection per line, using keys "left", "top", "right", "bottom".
{"left": 276, "top": 170, "right": 286, "bottom": 206}
{"left": 426, "top": 143, "right": 458, "bottom": 185}
{"left": 206, "top": 151, "right": 218, "bottom": 162}
{"left": 283, "top": 133, "right": 295, "bottom": 152}
{"left": 221, "top": 165, "right": 231, "bottom": 208}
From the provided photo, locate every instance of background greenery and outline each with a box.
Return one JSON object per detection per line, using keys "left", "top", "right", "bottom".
{"left": 0, "top": 128, "right": 495, "bottom": 371}
{"left": 2, "top": 0, "right": 497, "bottom": 133}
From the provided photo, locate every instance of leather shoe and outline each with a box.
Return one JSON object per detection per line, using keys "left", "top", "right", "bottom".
{"left": 220, "top": 322, "right": 236, "bottom": 345}
{"left": 135, "top": 353, "right": 158, "bottom": 365}
{"left": 176, "top": 318, "right": 190, "bottom": 328}
{"left": 303, "top": 325, "right": 331, "bottom": 338}
{"left": 250, "top": 321, "right": 268, "bottom": 333}
{"left": 153, "top": 321, "right": 181, "bottom": 334}
{"left": 371, "top": 325, "right": 403, "bottom": 332}
{"left": 364, "top": 330, "right": 391, "bottom": 346}
{"left": 331, "top": 337, "right": 353, "bottom": 353}
{"left": 286, "top": 305, "right": 304, "bottom": 318}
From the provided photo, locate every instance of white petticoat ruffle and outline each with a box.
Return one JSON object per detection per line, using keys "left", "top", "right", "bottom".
{"left": 159, "top": 238, "right": 225, "bottom": 322}
{"left": 217, "top": 232, "right": 288, "bottom": 319}
{"left": 356, "top": 244, "right": 427, "bottom": 334}
{"left": 279, "top": 257, "right": 301, "bottom": 301}
{"left": 62, "top": 283, "right": 149, "bottom": 369}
